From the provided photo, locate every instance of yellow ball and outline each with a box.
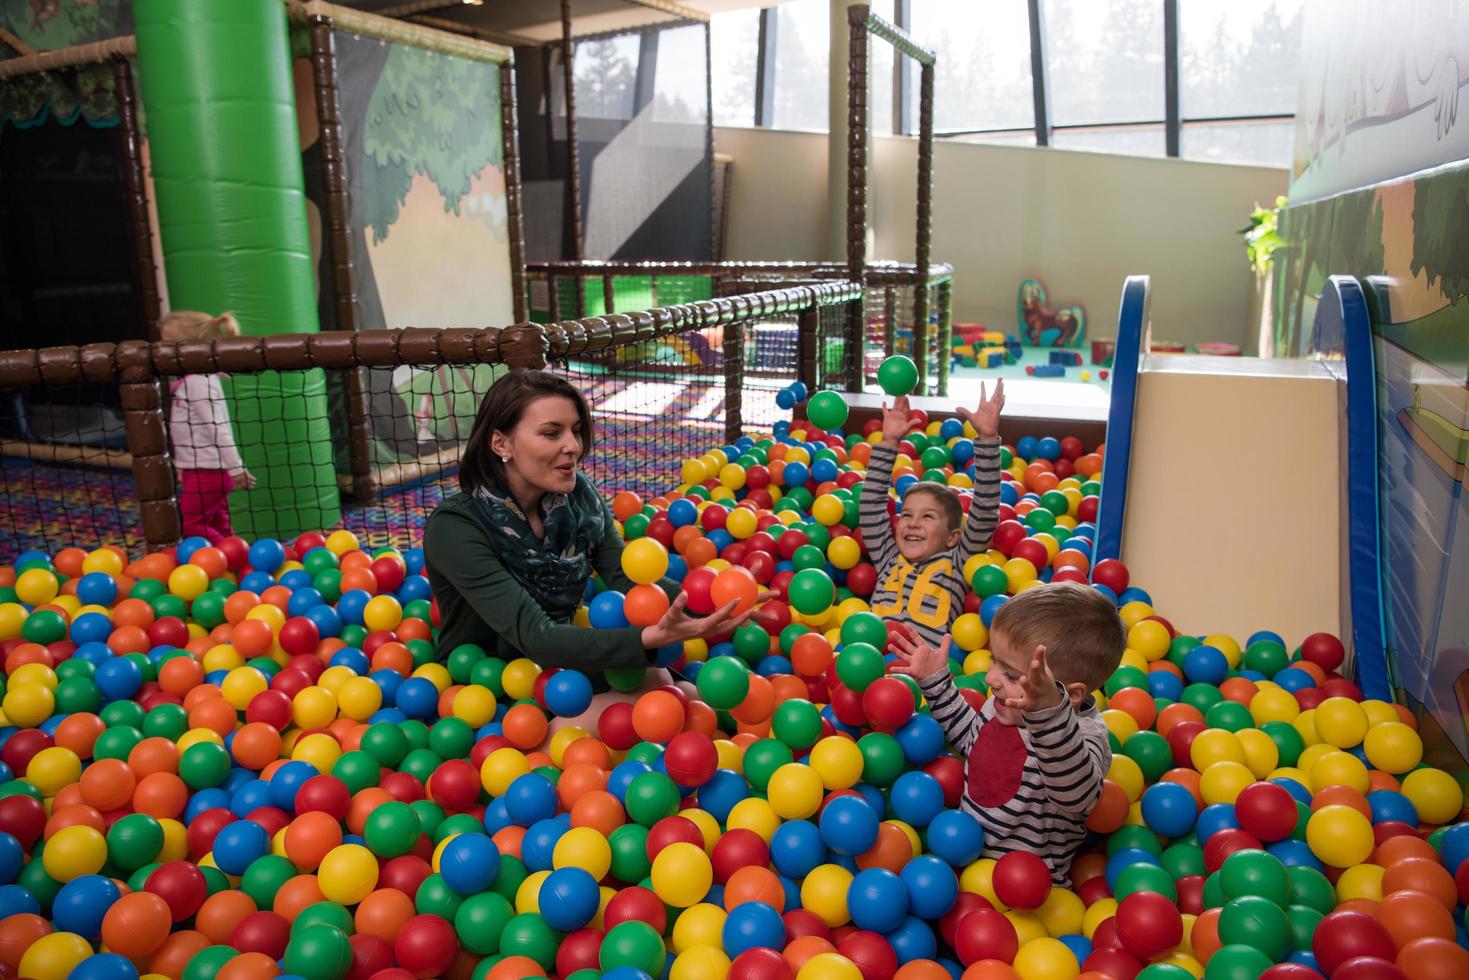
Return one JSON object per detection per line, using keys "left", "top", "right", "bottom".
{"left": 1102, "top": 710, "right": 1139, "bottom": 745}
{"left": 18, "top": 931, "right": 92, "bottom": 980}
{"left": 363, "top": 595, "right": 403, "bottom": 633}
{"left": 681, "top": 809, "right": 721, "bottom": 851}
{"left": 452, "top": 684, "right": 497, "bottom": 727}
{"left": 244, "top": 603, "right": 286, "bottom": 632}
{"left": 952, "top": 613, "right": 988, "bottom": 653}
{"left": 292, "top": 686, "right": 338, "bottom": 729}
{"left": 809, "top": 736, "right": 865, "bottom": 790}
{"left": 1014, "top": 937, "right": 1079, "bottom": 980}
{"left": 1119, "top": 601, "right": 1155, "bottom": 630}
{"left": 221, "top": 666, "right": 269, "bottom": 710}
{"left": 960, "top": 858, "right": 1005, "bottom": 910}
{"left": 1190, "top": 729, "right": 1246, "bottom": 770}
{"left": 1360, "top": 700, "right": 1400, "bottom": 728}
{"left": 553, "top": 827, "right": 613, "bottom": 880}
{"left": 1004, "top": 557, "right": 1039, "bottom": 592}
{"left": 177, "top": 728, "right": 223, "bottom": 754}
{"left": 1155, "top": 953, "right": 1204, "bottom": 978}
{"left": 1199, "top": 761, "right": 1255, "bottom": 806}
{"left": 1128, "top": 620, "right": 1171, "bottom": 662}
{"left": 727, "top": 798, "right": 781, "bottom": 842}
{"left": 502, "top": 658, "right": 540, "bottom": 701}
{"left": 797, "top": 953, "right": 863, "bottom": 980}
{"left": 15, "top": 567, "right": 60, "bottom": 606}
{"left": 1249, "top": 688, "right": 1300, "bottom": 725}
{"left": 1108, "top": 755, "right": 1145, "bottom": 801}
{"left": 1296, "top": 743, "right": 1336, "bottom": 774}
{"left": 292, "top": 732, "right": 342, "bottom": 771}
{"left": 1313, "top": 697, "right": 1369, "bottom": 748}
{"left": 1036, "top": 886, "right": 1086, "bottom": 937}
{"left": 1236, "top": 729, "right": 1280, "bottom": 779}
{"left": 651, "top": 841, "right": 713, "bottom": 907}
{"left": 801, "top": 864, "right": 854, "bottom": 927}
{"left": 672, "top": 946, "right": 731, "bottom": 980}
{"left": 0, "top": 602, "right": 27, "bottom": 639}
{"left": 1309, "top": 750, "right": 1369, "bottom": 794}
{"left": 1203, "top": 633, "right": 1242, "bottom": 667}
{"left": 2, "top": 682, "right": 55, "bottom": 727}
{"left": 81, "top": 548, "right": 124, "bottom": 576}
{"left": 1082, "top": 898, "right": 1119, "bottom": 939}
{"left": 11, "top": 663, "right": 57, "bottom": 689}
{"left": 338, "top": 676, "right": 383, "bottom": 721}
{"left": 1080, "top": 370, "right": 1092, "bottom": 382}
{"left": 319, "top": 843, "right": 379, "bottom": 904}
{"left": 681, "top": 458, "right": 708, "bottom": 485}
{"left": 326, "top": 529, "right": 360, "bottom": 555}
{"left": 42, "top": 825, "right": 107, "bottom": 882}
{"left": 767, "top": 763, "right": 824, "bottom": 820}
{"left": 726, "top": 508, "right": 757, "bottom": 540}
{"left": 1402, "top": 767, "right": 1465, "bottom": 824}
{"left": 963, "top": 554, "right": 996, "bottom": 583}
{"left": 167, "top": 564, "right": 210, "bottom": 601}
{"left": 1362, "top": 721, "right": 1423, "bottom": 774}
{"left": 827, "top": 537, "right": 861, "bottom": 570}
{"left": 481, "top": 747, "right": 530, "bottom": 797}
{"left": 1335, "top": 863, "right": 1385, "bottom": 902}
{"left": 1306, "top": 804, "right": 1374, "bottom": 867}
{"left": 27, "top": 746, "right": 81, "bottom": 797}
{"left": 413, "top": 663, "right": 452, "bottom": 692}
{"left": 812, "top": 494, "right": 845, "bottom": 527}
{"left": 672, "top": 903, "right": 726, "bottom": 953}
{"left": 1007, "top": 910, "right": 1049, "bottom": 947}
{"left": 718, "top": 462, "right": 747, "bottom": 491}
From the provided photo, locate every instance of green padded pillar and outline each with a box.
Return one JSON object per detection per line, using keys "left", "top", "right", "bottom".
{"left": 135, "top": 0, "right": 341, "bottom": 538}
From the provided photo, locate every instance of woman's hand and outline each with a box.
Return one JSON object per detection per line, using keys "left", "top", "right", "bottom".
{"left": 955, "top": 379, "right": 1005, "bottom": 440}
{"left": 641, "top": 592, "right": 758, "bottom": 650}
{"left": 889, "top": 631, "right": 952, "bottom": 680}
{"left": 882, "top": 395, "right": 913, "bottom": 446}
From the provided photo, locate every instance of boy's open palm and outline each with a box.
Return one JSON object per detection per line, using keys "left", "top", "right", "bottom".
{"left": 889, "top": 631, "right": 951, "bottom": 679}
{"left": 956, "top": 379, "right": 1005, "bottom": 440}
{"left": 995, "top": 645, "right": 1063, "bottom": 714}
{"left": 881, "top": 395, "right": 913, "bottom": 445}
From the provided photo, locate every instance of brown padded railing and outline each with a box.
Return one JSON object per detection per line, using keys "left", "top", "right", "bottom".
{"left": 0, "top": 280, "right": 861, "bottom": 550}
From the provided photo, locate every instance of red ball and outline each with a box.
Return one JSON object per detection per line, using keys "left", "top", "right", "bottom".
{"left": 381, "top": 771, "right": 426, "bottom": 804}
{"left": 1077, "top": 496, "right": 1100, "bottom": 523}
{"left": 0, "top": 793, "right": 47, "bottom": 848}
{"left": 1, "top": 728, "right": 52, "bottom": 775}
{"left": 392, "top": 914, "right": 458, "bottom": 978}
{"left": 1260, "top": 966, "right": 1326, "bottom": 980}
{"left": 700, "top": 506, "right": 728, "bottom": 533}
{"left": 730, "top": 947, "right": 794, "bottom": 980}
{"left": 1234, "top": 781, "right": 1298, "bottom": 842}
{"left": 1301, "top": 633, "right": 1345, "bottom": 672}
{"left": 348, "top": 932, "right": 394, "bottom": 980}
{"left": 269, "top": 668, "right": 313, "bottom": 699}
{"left": 844, "top": 563, "right": 876, "bottom": 597}
{"left": 954, "top": 908, "right": 1019, "bottom": 965}
{"left": 682, "top": 565, "right": 719, "bottom": 615}
{"left": 218, "top": 536, "right": 251, "bottom": 570}
{"left": 1091, "top": 558, "right": 1129, "bottom": 594}
{"left": 1115, "top": 890, "right": 1182, "bottom": 960}
{"left": 783, "top": 909, "right": 830, "bottom": 943}
{"left": 296, "top": 774, "right": 352, "bottom": 819}
{"left": 230, "top": 910, "right": 291, "bottom": 959}
{"left": 186, "top": 807, "right": 235, "bottom": 859}
{"left": 245, "top": 689, "right": 292, "bottom": 728}
{"left": 837, "top": 931, "right": 898, "bottom": 980}
{"left": 991, "top": 520, "right": 1027, "bottom": 556}
{"left": 603, "top": 886, "right": 667, "bottom": 934}
{"left": 712, "top": 829, "right": 772, "bottom": 884}
{"left": 555, "top": 927, "right": 605, "bottom": 977}
{"left": 147, "top": 616, "right": 190, "bottom": 649}
{"left": 1081, "top": 948, "right": 1143, "bottom": 979}
{"left": 1295, "top": 687, "right": 1327, "bottom": 711}
{"left": 278, "top": 617, "right": 321, "bottom": 657}
{"left": 1091, "top": 916, "right": 1123, "bottom": 951}
{"left": 939, "top": 893, "right": 993, "bottom": 948}
{"left": 663, "top": 732, "right": 718, "bottom": 788}
{"left": 1332, "top": 958, "right": 1407, "bottom": 980}
{"left": 1203, "top": 828, "right": 1264, "bottom": 872}
{"left": 1076, "top": 875, "right": 1113, "bottom": 908}
{"left": 379, "top": 856, "right": 432, "bottom": 898}
{"left": 1175, "top": 875, "right": 1205, "bottom": 916}
{"left": 992, "top": 851, "right": 1052, "bottom": 909}
{"left": 1313, "top": 911, "right": 1397, "bottom": 975}
{"left": 146, "top": 860, "right": 208, "bottom": 922}
{"left": 1011, "top": 538, "right": 1050, "bottom": 572}
{"left": 923, "top": 756, "right": 965, "bottom": 809}
{"left": 645, "top": 816, "right": 704, "bottom": 862}
{"left": 598, "top": 701, "right": 639, "bottom": 751}
{"left": 1059, "top": 436, "right": 1084, "bottom": 460}
{"left": 1166, "top": 721, "right": 1207, "bottom": 768}
{"left": 1321, "top": 677, "right": 1363, "bottom": 701}
{"left": 426, "top": 760, "right": 479, "bottom": 812}
{"left": 830, "top": 682, "right": 867, "bottom": 728}
{"left": 861, "top": 677, "right": 915, "bottom": 732}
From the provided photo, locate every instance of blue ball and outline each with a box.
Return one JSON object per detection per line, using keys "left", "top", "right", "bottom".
{"left": 1118, "top": 587, "right": 1153, "bottom": 606}
{"left": 247, "top": 538, "right": 286, "bottom": 574}
{"left": 1015, "top": 435, "right": 1039, "bottom": 460}
{"left": 771, "top": 819, "right": 826, "bottom": 879}
{"left": 212, "top": 820, "right": 270, "bottom": 876}
{"left": 783, "top": 462, "right": 810, "bottom": 487}
{"left": 1273, "top": 668, "right": 1315, "bottom": 693}
{"left": 0, "top": 882, "right": 40, "bottom": 919}
{"left": 438, "top": 833, "right": 500, "bottom": 894}
{"left": 395, "top": 677, "right": 440, "bottom": 719}
{"left": 287, "top": 587, "right": 325, "bottom": 616}
{"left": 952, "top": 439, "right": 975, "bottom": 467}
{"left": 184, "top": 788, "right": 231, "bottom": 823}
{"left": 608, "top": 761, "right": 653, "bottom": 804}
{"left": 51, "top": 874, "right": 119, "bottom": 938}
{"left": 75, "top": 572, "right": 118, "bottom": 606}
{"left": 900, "top": 855, "right": 959, "bottom": 919}
{"left": 1183, "top": 645, "right": 1229, "bottom": 685}
{"left": 1141, "top": 782, "right": 1198, "bottom": 837}
{"left": 1267, "top": 839, "right": 1323, "bottom": 871}
{"left": 895, "top": 714, "right": 945, "bottom": 765}
{"left": 848, "top": 867, "right": 909, "bottom": 933}
{"left": 811, "top": 459, "right": 839, "bottom": 484}
{"left": 1035, "top": 436, "right": 1061, "bottom": 461}
{"left": 668, "top": 499, "right": 698, "bottom": 528}
{"left": 1367, "top": 790, "right": 1418, "bottom": 827}
{"left": 890, "top": 771, "right": 945, "bottom": 827}
{"left": 789, "top": 382, "right": 809, "bottom": 403}
{"left": 1105, "top": 848, "right": 1162, "bottom": 893}
{"left": 538, "top": 867, "right": 600, "bottom": 930}
{"left": 269, "top": 761, "right": 318, "bottom": 811}
{"left": 819, "top": 794, "right": 880, "bottom": 856}
{"left": 1438, "top": 822, "right": 1469, "bottom": 874}
{"left": 979, "top": 594, "right": 1009, "bottom": 627}
{"left": 172, "top": 538, "right": 209, "bottom": 564}
{"left": 329, "top": 647, "right": 370, "bottom": 675}
{"left": 927, "top": 809, "right": 986, "bottom": 867}
{"left": 589, "top": 590, "right": 630, "bottom": 629}
{"left": 505, "top": 773, "right": 560, "bottom": 827}
{"left": 1196, "top": 803, "right": 1240, "bottom": 842}
{"left": 887, "top": 916, "right": 938, "bottom": 964}
{"left": 1148, "top": 671, "right": 1184, "bottom": 701}
{"left": 520, "top": 817, "right": 567, "bottom": 872}
{"left": 336, "top": 588, "right": 372, "bottom": 626}
{"left": 69, "top": 612, "right": 113, "bottom": 645}
{"left": 65, "top": 953, "right": 139, "bottom": 980}
{"left": 544, "top": 670, "right": 594, "bottom": 718}
{"left": 0, "top": 831, "right": 22, "bottom": 885}
{"left": 1247, "top": 630, "right": 1285, "bottom": 648}
{"left": 940, "top": 418, "right": 965, "bottom": 441}
{"left": 1058, "top": 934, "right": 1092, "bottom": 964}
{"left": 776, "top": 388, "right": 797, "bottom": 410}
{"left": 229, "top": 779, "right": 273, "bottom": 818}
{"left": 94, "top": 657, "right": 143, "bottom": 701}
{"left": 722, "top": 901, "right": 785, "bottom": 957}
{"left": 1270, "top": 777, "right": 1313, "bottom": 806}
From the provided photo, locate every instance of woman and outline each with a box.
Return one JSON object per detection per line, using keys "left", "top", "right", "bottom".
{"left": 425, "top": 370, "right": 747, "bottom": 699}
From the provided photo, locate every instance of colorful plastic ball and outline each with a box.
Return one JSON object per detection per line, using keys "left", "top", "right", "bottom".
{"left": 51, "top": 874, "right": 119, "bottom": 939}
{"left": 601, "top": 920, "right": 668, "bottom": 976}
{"left": 438, "top": 832, "right": 500, "bottom": 895}
{"left": 807, "top": 391, "right": 850, "bottom": 430}
{"left": 392, "top": 914, "right": 458, "bottom": 978}
{"left": 1305, "top": 804, "right": 1374, "bottom": 868}
{"left": 1312, "top": 910, "right": 1396, "bottom": 975}
{"left": 878, "top": 356, "right": 920, "bottom": 396}
{"left": 538, "top": 867, "right": 600, "bottom": 931}
{"left": 1140, "top": 781, "right": 1197, "bottom": 838}
{"left": 723, "top": 900, "right": 787, "bottom": 958}
{"left": 926, "top": 809, "right": 986, "bottom": 867}
{"left": 788, "top": 569, "right": 836, "bottom": 615}
{"left": 651, "top": 841, "right": 713, "bottom": 907}
{"left": 18, "top": 930, "right": 92, "bottom": 980}
{"left": 848, "top": 867, "right": 910, "bottom": 933}
{"left": 212, "top": 820, "right": 270, "bottom": 876}
{"left": 1401, "top": 767, "right": 1464, "bottom": 824}
{"left": 1362, "top": 722, "right": 1423, "bottom": 774}
{"left": 900, "top": 855, "right": 959, "bottom": 920}
{"left": 992, "top": 850, "right": 1052, "bottom": 910}
{"left": 42, "top": 824, "right": 107, "bottom": 882}
{"left": 819, "top": 795, "right": 879, "bottom": 856}
{"left": 100, "top": 891, "right": 172, "bottom": 960}
{"left": 544, "top": 670, "right": 595, "bottom": 718}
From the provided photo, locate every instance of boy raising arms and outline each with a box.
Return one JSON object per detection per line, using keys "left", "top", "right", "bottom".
{"left": 858, "top": 381, "right": 1005, "bottom": 647}
{"left": 890, "top": 582, "right": 1127, "bottom": 884}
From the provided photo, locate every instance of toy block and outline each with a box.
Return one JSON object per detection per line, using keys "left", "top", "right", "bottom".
{"left": 1031, "top": 364, "right": 1066, "bottom": 378}
{"left": 979, "top": 350, "right": 1004, "bottom": 368}
{"left": 1048, "top": 350, "right": 1083, "bottom": 366}
{"left": 982, "top": 331, "right": 1006, "bottom": 345}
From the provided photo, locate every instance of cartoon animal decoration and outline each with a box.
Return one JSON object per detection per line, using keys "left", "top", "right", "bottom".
{"left": 1016, "top": 278, "right": 1086, "bottom": 348}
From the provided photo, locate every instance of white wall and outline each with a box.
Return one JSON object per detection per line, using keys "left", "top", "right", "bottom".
{"left": 715, "top": 126, "right": 1289, "bottom": 349}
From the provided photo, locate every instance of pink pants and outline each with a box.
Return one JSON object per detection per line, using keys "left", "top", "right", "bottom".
{"left": 178, "top": 469, "right": 235, "bottom": 543}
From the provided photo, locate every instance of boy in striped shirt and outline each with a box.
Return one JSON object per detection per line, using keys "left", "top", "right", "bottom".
{"left": 890, "top": 582, "right": 1126, "bottom": 884}
{"left": 858, "top": 382, "right": 1005, "bottom": 648}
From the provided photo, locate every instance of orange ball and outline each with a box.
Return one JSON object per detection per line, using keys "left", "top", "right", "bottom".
{"left": 1381, "top": 858, "right": 1458, "bottom": 910}
{"left": 711, "top": 566, "right": 759, "bottom": 617}
{"left": 502, "top": 703, "right": 550, "bottom": 750}
{"left": 685, "top": 700, "right": 719, "bottom": 737}
{"left": 1398, "top": 937, "right": 1469, "bottom": 979}
{"left": 225, "top": 590, "right": 261, "bottom": 624}
{"left": 158, "top": 657, "right": 205, "bottom": 697}
{"left": 232, "top": 619, "right": 275, "bottom": 657}
{"left": 1309, "top": 785, "right": 1371, "bottom": 818}
{"left": 1372, "top": 834, "right": 1439, "bottom": 867}
{"left": 129, "top": 736, "right": 180, "bottom": 777}
{"left": 485, "top": 956, "right": 548, "bottom": 980}
{"left": 1219, "top": 677, "right": 1258, "bottom": 706}
{"left": 1108, "top": 688, "right": 1157, "bottom": 731}
{"left": 1085, "top": 779, "right": 1129, "bottom": 833}
{"left": 133, "top": 771, "right": 188, "bottom": 819}
{"left": 961, "top": 963, "right": 1023, "bottom": 980}
{"left": 631, "top": 690, "right": 686, "bottom": 744}
{"left": 218, "top": 952, "right": 282, "bottom": 980}
{"left": 149, "top": 930, "right": 212, "bottom": 980}
{"left": 1070, "top": 851, "right": 1106, "bottom": 887}
{"left": 724, "top": 866, "right": 785, "bottom": 910}
{"left": 260, "top": 585, "right": 293, "bottom": 610}
{"left": 195, "top": 889, "right": 258, "bottom": 944}
{"left": 557, "top": 763, "right": 609, "bottom": 810}
{"left": 1156, "top": 703, "right": 1205, "bottom": 738}
{"left": 53, "top": 713, "right": 106, "bottom": 757}
{"left": 189, "top": 547, "right": 229, "bottom": 578}
{"left": 0, "top": 913, "right": 52, "bottom": 971}
{"left": 285, "top": 811, "right": 344, "bottom": 870}
{"left": 683, "top": 537, "right": 717, "bottom": 568}
{"left": 855, "top": 821, "right": 914, "bottom": 874}
{"left": 53, "top": 547, "right": 88, "bottom": 577}
{"left": 108, "top": 624, "right": 150, "bottom": 655}
{"left": 570, "top": 790, "right": 626, "bottom": 837}
{"left": 612, "top": 491, "right": 643, "bottom": 521}
{"left": 492, "top": 825, "right": 525, "bottom": 860}
{"left": 562, "top": 738, "right": 612, "bottom": 771}
{"left": 730, "top": 675, "right": 775, "bottom": 726}
{"left": 112, "top": 597, "right": 156, "bottom": 629}
{"left": 189, "top": 697, "right": 238, "bottom": 737}
{"left": 791, "top": 634, "right": 834, "bottom": 677}
{"left": 1191, "top": 907, "right": 1222, "bottom": 963}
{"left": 273, "top": 875, "right": 327, "bottom": 921}
{"left": 895, "top": 962, "right": 954, "bottom": 980}
{"left": 355, "top": 887, "right": 417, "bottom": 941}
{"left": 233, "top": 722, "right": 284, "bottom": 770}
{"left": 784, "top": 936, "right": 837, "bottom": 973}
{"left": 79, "top": 757, "right": 136, "bottom": 811}
{"left": 1377, "top": 889, "right": 1456, "bottom": 949}
{"left": 101, "top": 891, "right": 173, "bottom": 959}
{"left": 624, "top": 583, "right": 671, "bottom": 628}
{"left": 672, "top": 525, "right": 705, "bottom": 556}
{"left": 45, "top": 804, "right": 105, "bottom": 841}
{"left": 348, "top": 787, "right": 394, "bottom": 837}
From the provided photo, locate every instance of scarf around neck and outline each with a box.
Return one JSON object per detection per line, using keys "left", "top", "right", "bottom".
{"left": 468, "top": 475, "right": 605, "bottom": 624}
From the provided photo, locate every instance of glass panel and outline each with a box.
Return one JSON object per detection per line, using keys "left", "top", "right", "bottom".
{"left": 911, "top": 0, "right": 1033, "bottom": 134}
{"left": 574, "top": 34, "right": 640, "bottom": 121}
{"left": 1181, "top": 0, "right": 1304, "bottom": 119}
{"left": 771, "top": 0, "right": 830, "bottom": 132}
{"left": 1052, "top": 125, "right": 1167, "bottom": 157}
{"left": 869, "top": 0, "right": 894, "bottom": 136}
{"left": 1181, "top": 120, "right": 1295, "bottom": 167}
{"left": 653, "top": 24, "right": 708, "bottom": 124}
{"left": 711, "top": 9, "right": 758, "bottom": 127}
{"left": 949, "top": 130, "right": 1037, "bottom": 147}
{"left": 1044, "top": 0, "right": 1165, "bottom": 127}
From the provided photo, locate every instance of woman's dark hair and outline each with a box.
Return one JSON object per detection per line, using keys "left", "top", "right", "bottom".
{"left": 460, "top": 370, "right": 595, "bottom": 494}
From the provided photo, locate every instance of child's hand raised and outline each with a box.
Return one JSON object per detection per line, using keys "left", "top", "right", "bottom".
{"left": 881, "top": 395, "right": 913, "bottom": 446}
{"left": 889, "top": 631, "right": 952, "bottom": 680}
{"left": 995, "top": 645, "right": 1064, "bottom": 714}
{"left": 956, "top": 379, "right": 1005, "bottom": 440}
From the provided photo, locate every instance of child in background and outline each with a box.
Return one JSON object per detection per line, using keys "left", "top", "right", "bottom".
{"left": 161, "top": 311, "right": 255, "bottom": 543}
{"left": 857, "top": 381, "right": 1005, "bottom": 647}
{"left": 889, "top": 582, "right": 1126, "bottom": 884}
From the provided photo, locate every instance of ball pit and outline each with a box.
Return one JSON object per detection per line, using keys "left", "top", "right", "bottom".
{"left": 0, "top": 417, "right": 1467, "bottom": 980}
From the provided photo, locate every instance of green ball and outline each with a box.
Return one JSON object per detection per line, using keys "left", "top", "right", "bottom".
{"left": 771, "top": 699, "right": 823, "bottom": 751}
{"left": 788, "top": 568, "right": 836, "bottom": 615}
{"left": 56, "top": 658, "right": 94, "bottom": 682}
{"left": 857, "top": 732, "right": 905, "bottom": 786}
{"left": 791, "top": 544, "right": 827, "bottom": 572}
{"left": 400, "top": 720, "right": 431, "bottom": 751}
{"left": 605, "top": 666, "right": 648, "bottom": 692}
{"left": 1104, "top": 666, "right": 1149, "bottom": 697}
{"left": 21, "top": 609, "right": 67, "bottom": 644}
{"left": 1040, "top": 490, "right": 1071, "bottom": 517}
{"left": 294, "top": 901, "right": 354, "bottom": 936}
{"left": 601, "top": 920, "right": 667, "bottom": 976}
{"left": 1022, "top": 508, "right": 1055, "bottom": 532}
{"left": 608, "top": 824, "right": 651, "bottom": 884}
{"left": 446, "top": 643, "right": 488, "bottom": 684}
{"left": 415, "top": 873, "right": 465, "bottom": 920}
{"left": 806, "top": 390, "right": 849, "bottom": 430}
{"left": 364, "top": 802, "right": 421, "bottom": 859}
{"left": 107, "top": 812, "right": 164, "bottom": 870}
{"left": 1181, "top": 682, "right": 1224, "bottom": 714}
{"left": 313, "top": 569, "right": 343, "bottom": 602}
{"left": 1205, "top": 701, "right": 1254, "bottom": 733}
{"left": 877, "top": 355, "right": 918, "bottom": 396}
{"left": 201, "top": 865, "right": 230, "bottom": 896}
{"left": 469, "top": 657, "right": 506, "bottom": 695}
{"left": 837, "top": 613, "right": 884, "bottom": 653}
{"left": 1203, "top": 945, "right": 1274, "bottom": 980}
{"left": 361, "top": 723, "right": 410, "bottom": 768}
{"left": 733, "top": 623, "right": 771, "bottom": 663}
{"left": 696, "top": 657, "right": 750, "bottom": 710}
{"left": 1202, "top": 871, "right": 1226, "bottom": 910}
{"left": 493, "top": 854, "right": 528, "bottom": 902}
{"left": 626, "top": 743, "right": 663, "bottom": 766}
{"left": 182, "top": 945, "right": 237, "bottom": 980}
{"left": 499, "top": 912, "right": 559, "bottom": 970}
{"left": 128, "top": 863, "right": 160, "bottom": 894}
{"left": 436, "top": 813, "right": 484, "bottom": 845}
{"left": 241, "top": 854, "right": 296, "bottom": 911}
{"left": 920, "top": 446, "right": 951, "bottom": 471}
{"left": 179, "top": 741, "right": 230, "bottom": 789}
{"left": 1219, "top": 849, "right": 1289, "bottom": 906}
{"left": 17, "top": 858, "right": 60, "bottom": 911}
{"left": 340, "top": 624, "right": 367, "bottom": 648}
{"left": 1122, "top": 731, "right": 1173, "bottom": 783}
{"left": 1168, "top": 636, "right": 1202, "bottom": 668}
{"left": 971, "top": 564, "right": 1009, "bottom": 599}
{"left": 1259, "top": 721, "right": 1304, "bottom": 768}
{"left": 780, "top": 624, "right": 812, "bottom": 655}
{"left": 836, "top": 642, "right": 885, "bottom": 693}
{"left": 429, "top": 717, "right": 475, "bottom": 760}
{"left": 93, "top": 725, "right": 143, "bottom": 762}
{"left": 1243, "top": 640, "right": 1288, "bottom": 676}
{"left": 1106, "top": 825, "right": 1163, "bottom": 858}
{"left": 1160, "top": 843, "right": 1206, "bottom": 880}
{"left": 455, "top": 892, "right": 515, "bottom": 955}
{"left": 1285, "top": 903, "right": 1322, "bottom": 952}
{"left": 400, "top": 748, "right": 442, "bottom": 785}
{"left": 151, "top": 594, "right": 188, "bottom": 621}
{"left": 331, "top": 750, "right": 382, "bottom": 795}
{"left": 283, "top": 923, "right": 353, "bottom": 980}
{"left": 1217, "top": 896, "right": 1290, "bottom": 960}
{"left": 623, "top": 514, "right": 650, "bottom": 540}
{"left": 143, "top": 703, "right": 189, "bottom": 741}
{"left": 1114, "top": 863, "right": 1177, "bottom": 902}
{"left": 130, "top": 579, "right": 166, "bottom": 601}
{"left": 741, "top": 739, "right": 794, "bottom": 792}
{"left": 1285, "top": 866, "right": 1335, "bottom": 915}
{"left": 624, "top": 772, "right": 680, "bottom": 826}
{"left": 409, "top": 800, "right": 447, "bottom": 838}
{"left": 1137, "top": 966, "right": 1196, "bottom": 980}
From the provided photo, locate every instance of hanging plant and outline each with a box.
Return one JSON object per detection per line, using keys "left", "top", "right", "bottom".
{"left": 1242, "top": 195, "right": 1287, "bottom": 276}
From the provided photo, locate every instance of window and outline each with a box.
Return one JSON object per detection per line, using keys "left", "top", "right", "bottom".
{"left": 1052, "top": 126, "right": 1166, "bottom": 157}
{"left": 653, "top": 25, "right": 708, "bottom": 124}
{"left": 1045, "top": 0, "right": 1165, "bottom": 130}
{"left": 574, "top": 35, "right": 639, "bottom": 121}
{"left": 1181, "top": 121, "right": 1295, "bottom": 167}
{"left": 711, "top": 9, "right": 758, "bottom": 128}
{"left": 770, "top": 0, "right": 830, "bottom": 133}
{"left": 910, "top": 0, "right": 1033, "bottom": 140}
{"left": 869, "top": 0, "right": 895, "bottom": 136}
